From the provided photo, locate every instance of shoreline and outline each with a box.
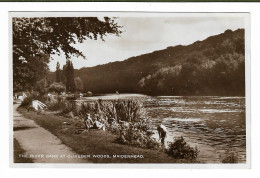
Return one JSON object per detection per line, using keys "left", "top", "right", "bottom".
{"left": 13, "top": 95, "right": 245, "bottom": 164}
{"left": 15, "top": 104, "right": 184, "bottom": 163}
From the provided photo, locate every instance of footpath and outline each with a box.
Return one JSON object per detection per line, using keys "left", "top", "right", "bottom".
{"left": 13, "top": 103, "right": 88, "bottom": 163}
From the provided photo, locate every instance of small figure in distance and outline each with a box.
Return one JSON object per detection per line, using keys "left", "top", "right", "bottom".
{"left": 116, "top": 90, "right": 119, "bottom": 95}
{"left": 85, "top": 113, "right": 94, "bottom": 130}
{"left": 157, "top": 123, "right": 168, "bottom": 145}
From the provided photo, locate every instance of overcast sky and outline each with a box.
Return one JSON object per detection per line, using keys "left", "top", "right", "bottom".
{"left": 48, "top": 14, "right": 246, "bottom": 71}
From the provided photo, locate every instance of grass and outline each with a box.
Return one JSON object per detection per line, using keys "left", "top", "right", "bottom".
{"left": 17, "top": 107, "right": 187, "bottom": 163}
{"left": 13, "top": 138, "right": 33, "bottom": 163}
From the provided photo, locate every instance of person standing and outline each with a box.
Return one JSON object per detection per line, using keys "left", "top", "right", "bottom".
{"left": 157, "top": 124, "right": 168, "bottom": 145}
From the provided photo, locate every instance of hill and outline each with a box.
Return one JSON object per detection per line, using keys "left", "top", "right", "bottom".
{"left": 49, "top": 29, "right": 245, "bottom": 96}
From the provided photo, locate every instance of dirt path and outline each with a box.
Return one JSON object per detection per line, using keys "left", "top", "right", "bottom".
{"left": 13, "top": 103, "right": 89, "bottom": 163}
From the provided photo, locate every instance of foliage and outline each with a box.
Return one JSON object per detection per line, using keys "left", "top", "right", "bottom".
{"left": 77, "top": 100, "right": 157, "bottom": 149}
{"left": 45, "top": 96, "right": 64, "bottom": 111}
{"left": 29, "top": 97, "right": 200, "bottom": 154}
{"left": 108, "top": 121, "right": 121, "bottom": 134}
{"left": 61, "top": 65, "right": 67, "bottom": 85}
{"left": 114, "top": 100, "right": 147, "bottom": 122}
{"left": 20, "top": 95, "right": 33, "bottom": 107}
{"left": 20, "top": 92, "right": 43, "bottom": 107}
{"left": 221, "top": 149, "right": 238, "bottom": 163}
{"left": 48, "top": 82, "right": 66, "bottom": 93}
{"left": 56, "top": 62, "right": 61, "bottom": 83}
{"left": 13, "top": 53, "right": 50, "bottom": 92}
{"left": 64, "top": 60, "right": 76, "bottom": 92}
{"left": 34, "top": 78, "right": 50, "bottom": 94}
{"left": 166, "top": 136, "right": 199, "bottom": 161}
{"left": 41, "top": 98, "right": 158, "bottom": 149}
{"left": 60, "top": 100, "right": 78, "bottom": 115}
{"left": 74, "top": 76, "right": 84, "bottom": 91}
{"left": 57, "top": 29, "right": 245, "bottom": 96}
{"left": 116, "top": 123, "right": 160, "bottom": 149}
{"left": 13, "top": 17, "right": 122, "bottom": 91}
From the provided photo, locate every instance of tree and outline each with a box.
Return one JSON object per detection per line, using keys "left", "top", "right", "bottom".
{"left": 13, "top": 53, "right": 50, "bottom": 92}
{"left": 56, "top": 62, "right": 61, "bottom": 82}
{"left": 13, "top": 17, "right": 122, "bottom": 91}
{"left": 48, "top": 82, "right": 66, "bottom": 94}
{"left": 74, "top": 76, "right": 84, "bottom": 92}
{"left": 65, "top": 60, "right": 76, "bottom": 93}
{"left": 35, "top": 77, "right": 50, "bottom": 95}
{"left": 61, "top": 65, "right": 67, "bottom": 85}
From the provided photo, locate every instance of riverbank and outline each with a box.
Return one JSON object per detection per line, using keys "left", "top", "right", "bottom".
{"left": 16, "top": 105, "right": 187, "bottom": 163}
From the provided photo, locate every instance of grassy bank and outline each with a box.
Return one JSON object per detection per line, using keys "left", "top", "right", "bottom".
{"left": 17, "top": 107, "right": 186, "bottom": 163}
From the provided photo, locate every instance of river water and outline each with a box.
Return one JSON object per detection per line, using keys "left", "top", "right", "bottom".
{"left": 80, "top": 94, "right": 246, "bottom": 163}
{"left": 144, "top": 96, "right": 246, "bottom": 163}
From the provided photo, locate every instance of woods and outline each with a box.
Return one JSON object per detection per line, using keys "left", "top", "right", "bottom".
{"left": 49, "top": 29, "right": 245, "bottom": 96}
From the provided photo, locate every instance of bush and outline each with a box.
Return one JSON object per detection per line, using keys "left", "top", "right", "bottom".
{"left": 48, "top": 82, "right": 66, "bottom": 94}
{"left": 20, "top": 92, "right": 39, "bottom": 107}
{"left": 20, "top": 95, "right": 32, "bottom": 107}
{"left": 116, "top": 123, "right": 160, "bottom": 149}
{"left": 108, "top": 121, "right": 121, "bottom": 134}
{"left": 60, "top": 100, "right": 78, "bottom": 115}
{"left": 113, "top": 100, "right": 147, "bottom": 122}
{"left": 46, "top": 96, "right": 65, "bottom": 111}
{"left": 221, "top": 150, "right": 238, "bottom": 163}
{"left": 166, "top": 136, "right": 199, "bottom": 161}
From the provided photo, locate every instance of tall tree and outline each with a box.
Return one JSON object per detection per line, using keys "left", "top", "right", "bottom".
{"left": 61, "top": 64, "right": 67, "bottom": 85}
{"left": 56, "top": 62, "right": 61, "bottom": 82}
{"left": 13, "top": 17, "right": 122, "bottom": 91}
{"left": 65, "top": 60, "right": 76, "bottom": 93}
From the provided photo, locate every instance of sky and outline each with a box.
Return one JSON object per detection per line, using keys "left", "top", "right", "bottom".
{"left": 48, "top": 14, "right": 246, "bottom": 71}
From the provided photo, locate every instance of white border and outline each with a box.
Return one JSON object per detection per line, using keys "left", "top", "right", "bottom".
{"left": 3, "top": 1, "right": 260, "bottom": 177}
{"left": 3, "top": 4, "right": 260, "bottom": 176}
{"left": 8, "top": 11, "right": 251, "bottom": 169}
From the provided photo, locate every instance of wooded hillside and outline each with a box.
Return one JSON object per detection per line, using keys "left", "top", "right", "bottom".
{"left": 49, "top": 29, "right": 245, "bottom": 96}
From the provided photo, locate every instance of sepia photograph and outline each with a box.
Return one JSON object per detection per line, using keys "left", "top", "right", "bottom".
{"left": 10, "top": 12, "right": 250, "bottom": 167}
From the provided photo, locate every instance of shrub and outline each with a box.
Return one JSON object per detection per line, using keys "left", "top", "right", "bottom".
{"left": 60, "top": 100, "right": 77, "bottom": 115}
{"left": 20, "top": 95, "right": 32, "bottom": 107}
{"left": 108, "top": 121, "right": 121, "bottom": 134}
{"left": 221, "top": 150, "right": 238, "bottom": 163}
{"left": 46, "top": 96, "right": 65, "bottom": 111}
{"left": 35, "top": 94, "right": 48, "bottom": 104}
{"left": 48, "top": 82, "right": 66, "bottom": 94}
{"left": 113, "top": 100, "right": 147, "bottom": 122}
{"left": 166, "top": 136, "right": 199, "bottom": 161}
{"left": 116, "top": 123, "right": 160, "bottom": 149}
{"left": 20, "top": 92, "right": 39, "bottom": 107}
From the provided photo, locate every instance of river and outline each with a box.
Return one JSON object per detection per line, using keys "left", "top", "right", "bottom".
{"left": 79, "top": 94, "right": 246, "bottom": 163}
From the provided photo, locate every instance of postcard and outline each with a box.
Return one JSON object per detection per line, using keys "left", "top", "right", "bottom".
{"left": 9, "top": 12, "right": 250, "bottom": 168}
